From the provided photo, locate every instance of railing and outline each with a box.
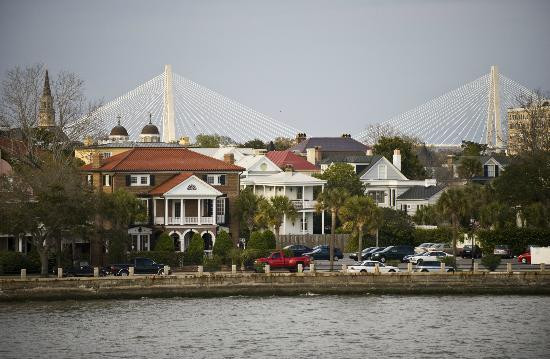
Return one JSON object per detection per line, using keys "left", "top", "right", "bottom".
{"left": 153, "top": 216, "right": 215, "bottom": 225}
{"left": 291, "top": 200, "right": 317, "bottom": 210}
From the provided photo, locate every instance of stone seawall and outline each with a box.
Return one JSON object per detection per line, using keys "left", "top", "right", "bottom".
{"left": 1, "top": 272, "right": 550, "bottom": 301}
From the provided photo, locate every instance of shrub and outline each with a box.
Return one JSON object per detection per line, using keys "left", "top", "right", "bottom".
{"left": 0, "top": 251, "right": 28, "bottom": 274}
{"left": 247, "top": 231, "right": 265, "bottom": 250}
{"left": 203, "top": 255, "right": 222, "bottom": 272}
{"left": 477, "top": 228, "right": 550, "bottom": 256}
{"left": 154, "top": 233, "right": 174, "bottom": 252}
{"left": 481, "top": 254, "right": 501, "bottom": 271}
{"left": 229, "top": 248, "right": 243, "bottom": 266}
{"left": 187, "top": 233, "right": 205, "bottom": 265}
{"left": 413, "top": 227, "right": 454, "bottom": 247}
{"left": 262, "top": 230, "right": 276, "bottom": 249}
{"left": 441, "top": 256, "right": 457, "bottom": 269}
{"left": 241, "top": 248, "right": 270, "bottom": 268}
{"left": 213, "top": 230, "right": 233, "bottom": 263}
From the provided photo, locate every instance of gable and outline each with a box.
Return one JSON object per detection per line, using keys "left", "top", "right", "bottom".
{"left": 246, "top": 157, "right": 282, "bottom": 174}
{"left": 164, "top": 175, "right": 222, "bottom": 197}
{"left": 360, "top": 156, "right": 408, "bottom": 181}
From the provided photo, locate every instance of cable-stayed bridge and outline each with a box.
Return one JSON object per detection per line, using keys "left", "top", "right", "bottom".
{"left": 355, "top": 66, "right": 534, "bottom": 148}
{"left": 83, "top": 65, "right": 300, "bottom": 143}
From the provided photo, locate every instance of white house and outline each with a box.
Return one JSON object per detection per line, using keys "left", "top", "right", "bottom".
{"left": 395, "top": 185, "right": 447, "bottom": 216}
{"left": 360, "top": 149, "right": 440, "bottom": 211}
{"left": 238, "top": 155, "right": 327, "bottom": 235}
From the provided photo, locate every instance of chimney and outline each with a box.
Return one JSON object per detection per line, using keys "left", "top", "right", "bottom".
{"left": 296, "top": 133, "right": 307, "bottom": 144}
{"left": 224, "top": 153, "right": 235, "bottom": 165}
{"left": 366, "top": 148, "right": 373, "bottom": 156}
{"left": 179, "top": 136, "right": 190, "bottom": 146}
{"left": 91, "top": 151, "right": 101, "bottom": 168}
{"left": 341, "top": 133, "right": 351, "bottom": 138}
{"left": 285, "top": 164, "right": 294, "bottom": 174}
{"left": 315, "top": 146, "right": 322, "bottom": 163}
{"left": 306, "top": 146, "right": 321, "bottom": 165}
{"left": 424, "top": 179, "right": 437, "bottom": 187}
{"left": 392, "top": 149, "right": 401, "bottom": 171}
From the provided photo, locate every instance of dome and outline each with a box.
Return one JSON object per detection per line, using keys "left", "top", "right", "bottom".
{"left": 141, "top": 123, "right": 160, "bottom": 135}
{"left": 110, "top": 119, "right": 128, "bottom": 136}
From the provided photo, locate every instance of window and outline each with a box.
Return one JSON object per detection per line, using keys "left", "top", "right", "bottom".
{"left": 296, "top": 187, "right": 303, "bottom": 200}
{"left": 130, "top": 175, "right": 149, "bottom": 186}
{"left": 300, "top": 217, "right": 308, "bottom": 231}
{"left": 206, "top": 174, "right": 226, "bottom": 185}
{"left": 378, "top": 165, "right": 387, "bottom": 179}
{"left": 102, "top": 174, "right": 111, "bottom": 187}
{"left": 368, "top": 191, "right": 385, "bottom": 204}
{"left": 487, "top": 164, "right": 495, "bottom": 177}
{"left": 87, "top": 174, "right": 93, "bottom": 185}
{"left": 101, "top": 152, "right": 111, "bottom": 159}
{"left": 216, "top": 198, "right": 225, "bottom": 216}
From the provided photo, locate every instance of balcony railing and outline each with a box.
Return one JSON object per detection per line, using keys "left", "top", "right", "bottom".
{"left": 154, "top": 216, "right": 215, "bottom": 225}
{"left": 292, "top": 200, "right": 317, "bottom": 210}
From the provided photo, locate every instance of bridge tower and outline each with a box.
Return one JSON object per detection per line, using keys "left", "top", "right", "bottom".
{"left": 486, "top": 65, "right": 503, "bottom": 148}
{"left": 162, "top": 64, "right": 176, "bottom": 142}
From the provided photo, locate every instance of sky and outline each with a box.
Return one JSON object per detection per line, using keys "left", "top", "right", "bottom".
{"left": 0, "top": 0, "right": 549, "bottom": 137}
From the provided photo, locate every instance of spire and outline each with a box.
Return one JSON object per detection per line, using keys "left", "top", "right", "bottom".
{"left": 117, "top": 114, "right": 121, "bottom": 126}
{"left": 43, "top": 70, "right": 52, "bottom": 96}
{"left": 149, "top": 112, "right": 152, "bottom": 124}
{"left": 38, "top": 69, "right": 56, "bottom": 127}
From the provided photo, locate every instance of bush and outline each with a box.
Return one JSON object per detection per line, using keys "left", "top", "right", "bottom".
{"left": 187, "top": 233, "right": 205, "bottom": 265}
{"left": 229, "top": 248, "right": 243, "bottom": 266}
{"left": 0, "top": 251, "right": 43, "bottom": 274}
{"left": 441, "top": 256, "right": 457, "bottom": 269}
{"left": 241, "top": 248, "right": 270, "bottom": 268}
{"left": 262, "top": 230, "right": 276, "bottom": 249}
{"left": 413, "top": 227, "right": 454, "bottom": 247}
{"left": 477, "top": 228, "right": 550, "bottom": 256}
{"left": 154, "top": 233, "right": 174, "bottom": 252}
{"left": 481, "top": 254, "right": 501, "bottom": 271}
{"left": 213, "top": 230, "right": 233, "bottom": 264}
{"left": 203, "top": 255, "right": 222, "bottom": 272}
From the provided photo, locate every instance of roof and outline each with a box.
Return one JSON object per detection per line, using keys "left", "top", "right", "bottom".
{"left": 266, "top": 150, "right": 318, "bottom": 171}
{"left": 480, "top": 155, "right": 510, "bottom": 166}
{"left": 149, "top": 173, "right": 193, "bottom": 195}
{"left": 110, "top": 124, "right": 128, "bottom": 137}
{"left": 81, "top": 147, "right": 244, "bottom": 172}
{"left": 242, "top": 171, "right": 326, "bottom": 186}
{"left": 79, "top": 142, "right": 185, "bottom": 149}
{"left": 140, "top": 123, "right": 160, "bottom": 135}
{"left": 357, "top": 155, "right": 384, "bottom": 177}
{"left": 319, "top": 154, "right": 373, "bottom": 165}
{"left": 290, "top": 137, "right": 367, "bottom": 153}
{"left": 397, "top": 185, "right": 446, "bottom": 200}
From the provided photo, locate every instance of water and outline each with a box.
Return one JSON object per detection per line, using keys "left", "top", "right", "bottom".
{"left": 1, "top": 295, "right": 549, "bottom": 359}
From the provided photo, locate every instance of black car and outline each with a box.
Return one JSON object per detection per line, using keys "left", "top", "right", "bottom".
{"left": 304, "top": 245, "right": 343, "bottom": 260}
{"left": 52, "top": 265, "right": 108, "bottom": 277}
{"left": 370, "top": 245, "right": 415, "bottom": 263}
{"left": 461, "top": 245, "right": 482, "bottom": 259}
{"left": 283, "top": 244, "right": 313, "bottom": 257}
{"left": 349, "top": 247, "right": 383, "bottom": 261}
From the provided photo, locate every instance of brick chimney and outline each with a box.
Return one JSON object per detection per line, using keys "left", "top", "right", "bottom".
{"left": 91, "top": 151, "right": 101, "bottom": 168}
{"left": 224, "top": 153, "right": 235, "bottom": 165}
{"left": 306, "top": 146, "right": 322, "bottom": 165}
{"left": 392, "top": 149, "right": 401, "bottom": 171}
{"left": 296, "top": 133, "right": 307, "bottom": 144}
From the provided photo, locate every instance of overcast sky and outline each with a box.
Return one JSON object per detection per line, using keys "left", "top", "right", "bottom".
{"left": 1, "top": 0, "right": 549, "bottom": 137}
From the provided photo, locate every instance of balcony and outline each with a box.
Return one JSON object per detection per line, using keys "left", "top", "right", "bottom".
{"left": 292, "top": 200, "right": 317, "bottom": 210}
{"left": 154, "top": 216, "right": 215, "bottom": 225}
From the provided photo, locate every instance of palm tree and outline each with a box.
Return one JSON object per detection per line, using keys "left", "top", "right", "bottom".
{"left": 235, "top": 187, "right": 261, "bottom": 236}
{"left": 255, "top": 195, "right": 297, "bottom": 248}
{"left": 316, "top": 188, "right": 349, "bottom": 271}
{"left": 339, "top": 195, "right": 380, "bottom": 262}
{"left": 436, "top": 187, "right": 469, "bottom": 256}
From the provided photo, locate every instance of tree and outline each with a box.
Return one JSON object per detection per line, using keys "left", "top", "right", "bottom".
{"left": 235, "top": 187, "right": 261, "bottom": 238}
{"left": 195, "top": 134, "right": 221, "bottom": 148}
{"left": 362, "top": 123, "right": 402, "bottom": 146}
{"left": 313, "top": 163, "right": 365, "bottom": 195}
{"left": 254, "top": 196, "right": 297, "bottom": 247}
{"left": 273, "top": 137, "right": 295, "bottom": 150}
{"left": 509, "top": 90, "right": 550, "bottom": 155}
{"left": 241, "top": 138, "right": 265, "bottom": 149}
{"left": 436, "top": 187, "right": 469, "bottom": 255}
{"left": 213, "top": 230, "right": 233, "bottom": 263}
{"left": 377, "top": 207, "right": 414, "bottom": 246}
{"left": 373, "top": 136, "right": 427, "bottom": 179}
{"left": 458, "top": 157, "right": 482, "bottom": 179}
{"left": 154, "top": 232, "right": 174, "bottom": 251}
{"left": 413, "top": 205, "right": 439, "bottom": 226}
{"left": 339, "top": 195, "right": 379, "bottom": 261}
{"left": 461, "top": 141, "right": 487, "bottom": 156}
{"left": 316, "top": 188, "right": 349, "bottom": 271}
{"left": 187, "top": 233, "right": 204, "bottom": 265}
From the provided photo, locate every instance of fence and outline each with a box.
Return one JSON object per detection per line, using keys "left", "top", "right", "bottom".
{"left": 278, "top": 234, "right": 351, "bottom": 251}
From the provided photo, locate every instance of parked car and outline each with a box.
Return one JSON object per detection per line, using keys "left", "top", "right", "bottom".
{"left": 370, "top": 245, "right": 415, "bottom": 263}
{"left": 493, "top": 245, "right": 513, "bottom": 258}
{"left": 304, "top": 245, "right": 343, "bottom": 260}
{"left": 255, "top": 250, "right": 311, "bottom": 271}
{"left": 51, "top": 265, "right": 108, "bottom": 277}
{"left": 409, "top": 251, "right": 453, "bottom": 265}
{"left": 283, "top": 244, "right": 313, "bottom": 257}
{"left": 427, "top": 243, "right": 452, "bottom": 253}
{"left": 414, "top": 243, "right": 436, "bottom": 254}
{"left": 402, "top": 253, "right": 419, "bottom": 263}
{"left": 347, "top": 260, "right": 400, "bottom": 273}
{"left": 107, "top": 257, "right": 170, "bottom": 276}
{"left": 461, "top": 245, "right": 482, "bottom": 259}
{"left": 416, "top": 261, "right": 455, "bottom": 272}
{"left": 518, "top": 251, "right": 531, "bottom": 264}
{"left": 349, "top": 247, "right": 382, "bottom": 261}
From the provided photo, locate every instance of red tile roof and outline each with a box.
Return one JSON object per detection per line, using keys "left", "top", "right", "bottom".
{"left": 266, "top": 150, "right": 319, "bottom": 171}
{"left": 149, "top": 173, "right": 193, "bottom": 195}
{"left": 81, "top": 147, "right": 244, "bottom": 172}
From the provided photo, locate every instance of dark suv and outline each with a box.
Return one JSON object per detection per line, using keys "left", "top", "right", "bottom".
{"left": 370, "top": 245, "right": 415, "bottom": 263}
{"left": 461, "top": 245, "right": 482, "bottom": 259}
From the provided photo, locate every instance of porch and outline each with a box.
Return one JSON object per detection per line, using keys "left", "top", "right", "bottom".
{"left": 152, "top": 197, "right": 226, "bottom": 226}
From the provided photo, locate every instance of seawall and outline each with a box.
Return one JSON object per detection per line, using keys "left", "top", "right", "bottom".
{"left": 1, "top": 272, "right": 550, "bottom": 301}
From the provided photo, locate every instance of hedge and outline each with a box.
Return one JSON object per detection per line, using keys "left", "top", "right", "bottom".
{"left": 0, "top": 251, "right": 41, "bottom": 274}
{"left": 477, "top": 228, "right": 550, "bottom": 255}
{"left": 413, "top": 227, "right": 454, "bottom": 246}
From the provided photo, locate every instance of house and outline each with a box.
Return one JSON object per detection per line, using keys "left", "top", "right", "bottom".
{"left": 289, "top": 133, "right": 368, "bottom": 166}
{"left": 396, "top": 185, "right": 447, "bottom": 216}
{"left": 237, "top": 155, "right": 327, "bottom": 235}
{"left": 82, "top": 146, "right": 243, "bottom": 262}
{"left": 360, "top": 149, "right": 440, "bottom": 211}
{"left": 471, "top": 155, "right": 509, "bottom": 183}
{"left": 266, "top": 150, "right": 320, "bottom": 174}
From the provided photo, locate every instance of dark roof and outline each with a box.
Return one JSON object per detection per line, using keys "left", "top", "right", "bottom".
{"left": 357, "top": 155, "right": 384, "bottom": 177}
{"left": 319, "top": 154, "right": 373, "bottom": 164}
{"left": 480, "top": 155, "right": 510, "bottom": 166}
{"left": 110, "top": 124, "right": 129, "bottom": 137}
{"left": 290, "top": 137, "right": 367, "bottom": 153}
{"left": 141, "top": 123, "right": 160, "bottom": 135}
{"left": 397, "top": 185, "right": 446, "bottom": 200}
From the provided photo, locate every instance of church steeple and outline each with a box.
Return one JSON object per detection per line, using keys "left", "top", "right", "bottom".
{"left": 38, "top": 70, "right": 55, "bottom": 127}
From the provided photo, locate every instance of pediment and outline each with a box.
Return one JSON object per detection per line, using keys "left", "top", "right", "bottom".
{"left": 165, "top": 175, "right": 222, "bottom": 197}
{"left": 247, "top": 157, "right": 281, "bottom": 174}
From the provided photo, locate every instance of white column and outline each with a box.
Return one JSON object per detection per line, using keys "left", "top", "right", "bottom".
{"left": 213, "top": 197, "right": 217, "bottom": 224}
{"left": 137, "top": 235, "right": 141, "bottom": 251}
{"left": 164, "top": 198, "right": 168, "bottom": 225}
{"left": 321, "top": 210, "right": 325, "bottom": 234}
{"left": 283, "top": 186, "right": 287, "bottom": 234}
{"left": 302, "top": 211, "right": 306, "bottom": 234}
{"left": 180, "top": 198, "right": 184, "bottom": 225}
{"left": 198, "top": 199, "right": 201, "bottom": 225}
{"left": 302, "top": 185, "right": 305, "bottom": 207}
{"left": 153, "top": 198, "right": 157, "bottom": 220}
{"left": 18, "top": 237, "right": 24, "bottom": 253}
{"left": 263, "top": 185, "right": 266, "bottom": 195}
{"left": 253, "top": 185, "right": 256, "bottom": 194}
{"left": 180, "top": 238, "right": 185, "bottom": 252}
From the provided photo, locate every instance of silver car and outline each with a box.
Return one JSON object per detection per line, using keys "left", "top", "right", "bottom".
{"left": 415, "top": 261, "right": 455, "bottom": 272}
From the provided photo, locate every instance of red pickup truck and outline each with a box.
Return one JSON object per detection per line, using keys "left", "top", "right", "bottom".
{"left": 255, "top": 251, "right": 311, "bottom": 272}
